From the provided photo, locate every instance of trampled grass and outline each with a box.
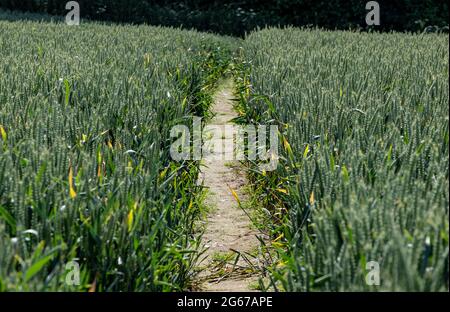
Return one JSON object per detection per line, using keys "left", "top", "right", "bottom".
{"left": 235, "top": 28, "right": 449, "bottom": 291}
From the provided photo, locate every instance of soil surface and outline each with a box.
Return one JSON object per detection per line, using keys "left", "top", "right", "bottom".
{"left": 196, "top": 78, "right": 261, "bottom": 292}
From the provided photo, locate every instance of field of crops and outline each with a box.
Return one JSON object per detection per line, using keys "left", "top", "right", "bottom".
{"left": 0, "top": 17, "right": 233, "bottom": 291}
{"left": 0, "top": 11, "right": 448, "bottom": 293}
{"left": 236, "top": 28, "right": 449, "bottom": 291}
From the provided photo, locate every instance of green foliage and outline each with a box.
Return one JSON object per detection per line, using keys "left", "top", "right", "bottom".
{"left": 0, "top": 8, "right": 448, "bottom": 293}
{"left": 236, "top": 28, "right": 449, "bottom": 291}
{"left": 0, "top": 17, "right": 233, "bottom": 291}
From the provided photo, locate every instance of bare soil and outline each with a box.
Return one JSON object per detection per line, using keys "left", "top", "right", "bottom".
{"left": 195, "top": 78, "right": 262, "bottom": 292}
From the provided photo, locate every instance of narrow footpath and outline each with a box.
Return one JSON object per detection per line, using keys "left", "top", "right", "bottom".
{"left": 196, "top": 78, "right": 262, "bottom": 292}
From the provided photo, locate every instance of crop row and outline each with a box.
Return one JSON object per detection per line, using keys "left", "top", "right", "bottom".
{"left": 235, "top": 28, "right": 449, "bottom": 291}
{"left": 0, "top": 19, "right": 233, "bottom": 291}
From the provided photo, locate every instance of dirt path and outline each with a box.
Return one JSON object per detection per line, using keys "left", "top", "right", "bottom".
{"left": 195, "top": 78, "right": 262, "bottom": 292}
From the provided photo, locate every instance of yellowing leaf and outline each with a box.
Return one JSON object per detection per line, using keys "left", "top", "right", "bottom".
{"left": 159, "top": 167, "right": 168, "bottom": 179}
{"left": 0, "top": 125, "right": 7, "bottom": 142}
{"left": 303, "top": 144, "right": 310, "bottom": 158}
{"left": 276, "top": 260, "right": 287, "bottom": 268}
{"left": 276, "top": 188, "right": 288, "bottom": 194}
{"left": 309, "top": 191, "right": 315, "bottom": 206}
{"left": 272, "top": 241, "right": 285, "bottom": 248}
{"left": 80, "top": 134, "right": 87, "bottom": 145}
{"left": 88, "top": 278, "right": 97, "bottom": 293}
{"left": 274, "top": 233, "right": 284, "bottom": 242}
{"left": 97, "top": 150, "right": 102, "bottom": 179}
{"left": 230, "top": 188, "right": 241, "bottom": 205}
{"left": 68, "top": 166, "right": 77, "bottom": 199}
{"left": 283, "top": 137, "right": 292, "bottom": 154}
{"left": 127, "top": 201, "right": 138, "bottom": 232}
{"left": 127, "top": 209, "right": 134, "bottom": 232}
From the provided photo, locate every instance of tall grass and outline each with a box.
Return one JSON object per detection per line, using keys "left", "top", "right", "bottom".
{"left": 235, "top": 28, "right": 449, "bottom": 291}
{"left": 0, "top": 17, "right": 233, "bottom": 291}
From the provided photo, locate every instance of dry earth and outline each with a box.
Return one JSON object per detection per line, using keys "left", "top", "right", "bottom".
{"left": 195, "top": 78, "right": 263, "bottom": 292}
